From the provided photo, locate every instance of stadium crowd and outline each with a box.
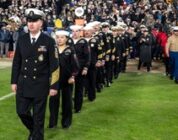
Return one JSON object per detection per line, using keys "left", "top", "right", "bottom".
{"left": 1, "top": 0, "right": 178, "bottom": 139}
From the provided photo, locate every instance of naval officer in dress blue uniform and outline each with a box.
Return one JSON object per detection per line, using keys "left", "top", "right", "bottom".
{"left": 11, "top": 8, "right": 59, "bottom": 140}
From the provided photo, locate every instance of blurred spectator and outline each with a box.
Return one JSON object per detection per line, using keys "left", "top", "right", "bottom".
{"left": 0, "top": 25, "right": 11, "bottom": 57}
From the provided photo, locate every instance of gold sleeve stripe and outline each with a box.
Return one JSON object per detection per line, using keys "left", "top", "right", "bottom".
{"left": 98, "top": 54, "right": 103, "bottom": 59}
{"left": 51, "top": 67, "right": 60, "bottom": 85}
{"left": 106, "top": 49, "right": 111, "bottom": 54}
{"left": 98, "top": 47, "right": 102, "bottom": 50}
{"left": 112, "top": 48, "right": 116, "bottom": 53}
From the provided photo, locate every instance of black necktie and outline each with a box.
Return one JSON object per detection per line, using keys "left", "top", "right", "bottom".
{"left": 32, "top": 38, "right": 36, "bottom": 45}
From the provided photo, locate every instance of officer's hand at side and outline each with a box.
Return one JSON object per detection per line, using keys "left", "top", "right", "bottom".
{"left": 166, "top": 53, "right": 169, "bottom": 57}
{"left": 49, "top": 89, "right": 58, "bottom": 96}
{"left": 95, "top": 61, "right": 101, "bottom": 67}
{"left": 82, "top": 69, "right": 88, "bottom": 76}
{"left": 102, "top": 60, "right": 105, "bottom": 66}
{"left": 68, "top": 76, "right": 75, "bottom": 84}
{"left": 111, "top": 55, "right": 115, "bottom": 61}
{"left": 11, "top": 84, "right": 17, "bottom": 93}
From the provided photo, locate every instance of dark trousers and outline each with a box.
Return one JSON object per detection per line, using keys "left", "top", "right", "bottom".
{"left": 16, "top": 94, "right": 47, "bottom": 140}
{"left": 153, "top": 45, "right": 162, "bottom": 60}
{"left": 113, "top": 60, "right": 120, "bottom": 79}
{"left": 96, "top": 67, "right": 103, "bottom": 91}
{"left": 61, "top": 84, "right": 73, "bottom": 127}
{"left": 111, "top": 61, "right": 115, "bottom": 81}
{"left": 74, "top": 73, "right": 85, "bottom": 112}
{"left": 86, "top": 66, "right": 96, "bottom": 101}
{"left": 138, "top": 60, "right": 151, "bottom": 72}
{"left": 49, "top": 84, "right": 73, "bottom": 128}
{"left": 121, "top": 56, "right": 127, "bottom": 72}
{"left": 163, "top": 57, "right": 170, "bottom": 75}
{"left": 100, "top": 66, "right": 106, "bottom": 85}
{"left": 105, "top": 61, "right": 112, "bottom": 85}
{"left": 49, "top": 93, "right": 60, "bottom": 127}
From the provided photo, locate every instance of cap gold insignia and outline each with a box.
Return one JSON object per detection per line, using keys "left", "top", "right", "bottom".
{"left": 29, "top": 11, "right": 34, "bottom": 17}
{"left": 38, "top": 54, "right": 44, "bottom": 62}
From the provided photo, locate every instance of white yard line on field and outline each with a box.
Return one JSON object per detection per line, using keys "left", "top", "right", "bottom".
{"left": 0, "top": 61, "right": 12, "bottom": 69}
{"left": 0, "top": 93, "right": 15, "bottom": 101}
{"left": 0, "top": 66, "right": 10, "bottom": 69}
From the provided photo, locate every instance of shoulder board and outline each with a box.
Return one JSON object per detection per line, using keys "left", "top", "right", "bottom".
{"left": 94, "top": 35, "right": 99, "bottom": 40}
{"left": 64, "top": 48, "right": 72, "bottom": 53}
{"left": 78, "top": 38, "right": 87, "bottom": 44}
{"left": 98, "top": 33, "right": 103, "bottom": 36}
{"left": 90, "top": 38, "right": 97, "bottom": 43}
{"left": 68, "top": 38, "right": 73, "bottom": 43}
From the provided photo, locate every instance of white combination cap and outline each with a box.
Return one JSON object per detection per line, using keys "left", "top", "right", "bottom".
{"left": 116, "top": 25, "right": 124, "bottom": 31}
{"left": 55, "top": 30, "right": 70, "bottom": 36}
{"left": 101, "top": 22, "right": 110, "bottom": 27}
{"left": 70, "top": 25, "right": 83, "bottom": 31}
{"left": 111, "top": 26, "right": 118, "bottom": 31}
{"left": 25, "top": 8, "right": 45, "bottom": 21}
{"left": 173, "top": 26, "right": 178, "bottom": 31}
{"left": 83, "top": 25, "right": 93, "bottom": 30}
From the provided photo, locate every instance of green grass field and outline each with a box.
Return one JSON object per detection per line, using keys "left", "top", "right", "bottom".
{"left": 0, "top": 67, "right": 178, "bottom": 140}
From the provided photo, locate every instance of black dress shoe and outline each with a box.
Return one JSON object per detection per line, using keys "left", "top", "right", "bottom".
{"left": 28, "top": 134, "right": 32, "bottom": 140}
{"left": 88, "top": 98, "right": 95, "bottom": 102}
{"left": 175, "top": 80, "right": 178, "bottom": 84}
{"left": 75, "top": 109, "right": 81, "bottom": 113}
{"left": 106, "top": 82, "right": 111, "bottom": 87}
{"left": 97, "top": 88, "right": 101, "bottom": 93}
{"left": 48, "top": 125, "right": 57, "bottom": 129}
{"left": 114, "top": 75, "right": 118, "bottom": 79}
{"left": 62, "top": 124, "right": 71, "bottom": 129}
{"left": 170, "top": 76, "right": 173, "bottom": 80}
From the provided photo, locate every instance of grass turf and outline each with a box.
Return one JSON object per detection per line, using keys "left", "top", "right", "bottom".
{"left": 0, "top": 68, "right": 12, "bottom": 96}
{"left": 0, "top": 68, "right": 178, "bottom": 140}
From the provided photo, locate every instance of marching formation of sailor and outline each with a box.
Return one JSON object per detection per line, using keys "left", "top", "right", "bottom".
{"left": 10, "top": 5, "right": 178, "bottom": 139}
{"left": 10, "top": 7, "right": 135, "bottom": 140}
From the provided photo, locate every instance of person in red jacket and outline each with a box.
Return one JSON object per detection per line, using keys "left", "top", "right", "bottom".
{"left": 157, "top": 27, "right": 169, "bottom": 75}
